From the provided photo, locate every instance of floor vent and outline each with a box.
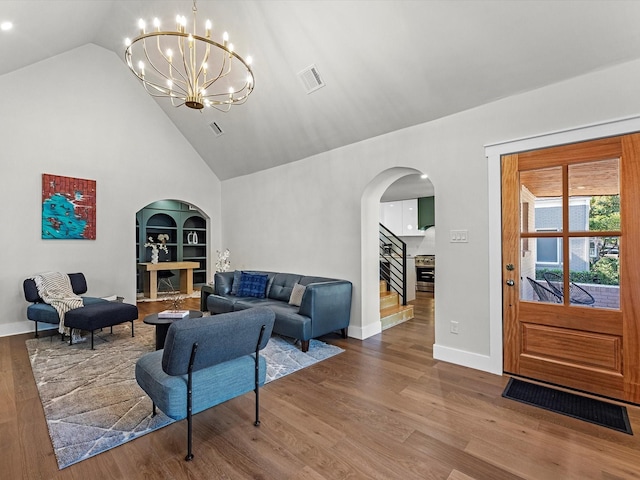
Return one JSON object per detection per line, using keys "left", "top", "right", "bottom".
{"left": 209, "top": 121, "right": 224, "bottom": 137}
{"left": 298, "top": 64, "right": 325, "bottom": 94}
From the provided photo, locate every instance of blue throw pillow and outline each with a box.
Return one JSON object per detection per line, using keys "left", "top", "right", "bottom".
{"left": 237, "top": 272, "right": 268, "bottom": 298}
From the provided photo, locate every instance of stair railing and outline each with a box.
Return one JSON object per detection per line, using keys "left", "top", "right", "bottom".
{"left": 379, "top": 223, "right": 407, "bottom": 305}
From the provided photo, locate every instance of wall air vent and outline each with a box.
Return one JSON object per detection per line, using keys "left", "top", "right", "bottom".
{"left": 209, "top": 121, "right": 224, "bottom": 137}
{"left": 297, "top": 64, "right": 326, "bottom": 94}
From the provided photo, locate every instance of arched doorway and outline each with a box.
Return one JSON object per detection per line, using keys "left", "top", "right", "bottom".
{"left": 360, "top": 167, "right": 435, "bottom": 338}
{"left": 136, "top": 199, "right": 209, "bottom": 301}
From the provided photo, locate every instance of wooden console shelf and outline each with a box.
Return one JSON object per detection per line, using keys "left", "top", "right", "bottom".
{"left": 138, "top": 261, "right": 200, "bottom": 300}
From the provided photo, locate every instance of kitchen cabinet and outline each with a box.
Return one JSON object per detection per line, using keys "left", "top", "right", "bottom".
{"left": 380, "top": 199, "right": 423, "bottom": 236}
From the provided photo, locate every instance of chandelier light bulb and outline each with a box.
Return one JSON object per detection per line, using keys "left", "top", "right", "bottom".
{"left": 166, "top": 48, "right": 173, "bottom": 59}
{"left": 228, "top": 43, "right": 234, "bottom": 53}
{"left": 153, "top": 18, "right": 161, "bottom": 30}
{"left": 138, "top": 19, "right": 145, "bottom": 34}
{"left": 1, "top": 21, "right": 13, "bottom": 31}
{"left": 246, "top": 56, "right": 252, "bottom": 65}
{"left": 223, "top": 31, "right": 229, "bottom": 45}
{"left": 205, "top": 19, "right": 212, "bottom": 37}
{"left": 125, "top": 37, "right": 131, "bottom": 46}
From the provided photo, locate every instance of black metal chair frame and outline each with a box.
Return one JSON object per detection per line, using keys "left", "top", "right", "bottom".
{"left": 527, "top": 277, "right": 562, "bottom": 303}
{"left": 542, "top": 272, "right": 595, "bottom": 305}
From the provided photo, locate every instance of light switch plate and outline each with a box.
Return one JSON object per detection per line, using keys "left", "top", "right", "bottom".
{"left": 450, "top": 229, "right": 468, "bottom": 243}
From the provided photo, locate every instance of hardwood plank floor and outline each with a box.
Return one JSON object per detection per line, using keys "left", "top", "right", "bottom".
{"left": 2, "top": 293, "right": 640, "bottom": 479}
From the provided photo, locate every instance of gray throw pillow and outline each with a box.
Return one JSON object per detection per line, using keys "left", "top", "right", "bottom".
{"left": 288, "top": 283, "right": 306, "bottom": 306}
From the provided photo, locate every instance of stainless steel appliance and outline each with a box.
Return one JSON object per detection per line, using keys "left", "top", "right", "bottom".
{"left": 415, "top": 255, "right": 435, "bottom": 293}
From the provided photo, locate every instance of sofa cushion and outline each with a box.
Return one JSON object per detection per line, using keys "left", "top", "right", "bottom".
{"left": 23, "top": 272, "right": 88, "bottom": 303}
{"left": 288, "top": 283, "right": 306, "bottom": 306}
{"left": 267, "top": 304, "right": 312, "bottom": 340}
{"left": 268, "top": 273, "right": 302, "bottom": 302}
{"left": 26, "top": 296, "right": 109, "bottom": 324}
{"left": 237, "top": 272, "right": 268, "bottom": 298}
{"left": 230, "top": 270, "right": 243, "bottom": 295}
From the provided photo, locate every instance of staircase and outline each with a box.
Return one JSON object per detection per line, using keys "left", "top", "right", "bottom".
{"left": 380, "top": 280, "right": 414, "bottom": 330}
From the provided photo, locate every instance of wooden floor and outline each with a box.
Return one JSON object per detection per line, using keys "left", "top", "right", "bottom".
{"left": 3, "top": 293, "right": 640, "bottom": 479}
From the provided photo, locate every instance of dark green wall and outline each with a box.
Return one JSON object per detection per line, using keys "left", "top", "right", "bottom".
{"left": 418, "top": 196, "right": 435, "bottom": 229}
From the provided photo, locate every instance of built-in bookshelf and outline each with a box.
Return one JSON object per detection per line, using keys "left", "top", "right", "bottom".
{"left": 136, "top": 201, "right": 208, "bottom": 293}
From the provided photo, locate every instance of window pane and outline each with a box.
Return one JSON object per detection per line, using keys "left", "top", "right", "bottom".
{"left": 537, "top": 237, "right": 558, "bottom": 263}
{"left": 567, "top": 236, "right": 620, "bottom": 309}
{"left": 520, "top": 166, "right": 562, "bottom": 233}
{"left": 520, "top": 238, "right": 564, "bottom": 304}
{"left": 569, "top": 159, "right": 620, "bottom": 232}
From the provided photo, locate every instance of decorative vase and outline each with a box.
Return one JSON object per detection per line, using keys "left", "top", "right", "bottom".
{"left": 151, "top": 247, "right": 159, "bottom": 264}
{"left": 193, "top": 232, "right": 198, "bottom": 244}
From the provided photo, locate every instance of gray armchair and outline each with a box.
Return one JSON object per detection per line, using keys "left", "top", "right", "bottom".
{"left": 135, "top": 307, "right": 275, "bottom": 461}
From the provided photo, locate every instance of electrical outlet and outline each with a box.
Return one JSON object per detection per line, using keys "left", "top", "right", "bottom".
{"left": 450, "top": 321, "right": 459, "bottom": 334}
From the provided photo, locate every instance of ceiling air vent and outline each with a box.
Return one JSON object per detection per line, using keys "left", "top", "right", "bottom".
{"left": 209, "top": 121, "right": 224, "bottom": 137}
{"left": 297, "top": 64, "right": 325, "bottom": 94}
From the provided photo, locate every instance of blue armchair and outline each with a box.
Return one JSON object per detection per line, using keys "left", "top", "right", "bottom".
{"left": 135, "top": 307, "right": 275, "bottom": 461}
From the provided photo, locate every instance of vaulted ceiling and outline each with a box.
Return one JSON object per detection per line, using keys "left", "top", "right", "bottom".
{"left": 3, "top": 1, "right": 640, "bottom": 180}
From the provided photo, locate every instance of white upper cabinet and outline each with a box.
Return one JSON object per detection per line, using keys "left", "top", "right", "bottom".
{"left": 379, "top": 199, "right": 424, "bottom": 236}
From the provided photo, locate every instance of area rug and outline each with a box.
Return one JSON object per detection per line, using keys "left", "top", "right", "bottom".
{"left": 26, "top": 323, "right": 343, "bottom": 469}
{"left": 502, "top": 378, "right": 632, "bottom": 435}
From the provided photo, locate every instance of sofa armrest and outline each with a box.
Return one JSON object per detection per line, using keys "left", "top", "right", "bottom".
{"left": 213, "top": 272, "right": 235, "bottom": 295}
{"left": 299, "top": 281, "right": 352, "bottom": 337}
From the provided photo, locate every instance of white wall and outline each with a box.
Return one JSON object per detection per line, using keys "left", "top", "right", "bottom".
{"left": 221, "top": 57, "right": 640, "bottom": 373}
{"left": 1, "top": 44, "right": 222, "bottom": 337}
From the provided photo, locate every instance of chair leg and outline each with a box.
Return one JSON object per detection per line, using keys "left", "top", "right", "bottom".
{"left": 34, "top": 321, "right": 39, "bottom": 338}
{"left": 301, "top": 340, "right": 310, "bottom": 352}
{"left": 152, "top": 402, "right": 157, "bottom": 417}
{"left": 185, "top": 343, "right": 199, "bottom": 461}
{"left": 254, "top": 325, "right": 266, "bottom": 427}
{"left": 131, "top": 320, "right": 135, "bottom": 337}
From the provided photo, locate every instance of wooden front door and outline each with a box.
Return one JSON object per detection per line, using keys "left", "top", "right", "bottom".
{"left": 502, "top": 134, "right": 640, "bottom": 403}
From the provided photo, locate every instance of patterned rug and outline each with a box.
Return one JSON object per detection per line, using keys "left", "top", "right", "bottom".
{"left": 25, "top": 322, "right": 343, "bottom": 469}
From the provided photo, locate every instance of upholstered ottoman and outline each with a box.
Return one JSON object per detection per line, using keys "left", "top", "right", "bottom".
{"left": 64, "top": 302, "right": 138, "bottom": 349}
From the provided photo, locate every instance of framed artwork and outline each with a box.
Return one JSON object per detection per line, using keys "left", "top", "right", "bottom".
{"left": 42, "top": 173, "right": 96, "bottom": 239}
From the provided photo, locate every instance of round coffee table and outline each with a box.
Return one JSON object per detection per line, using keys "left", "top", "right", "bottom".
{"left": 143, "top": 310, "right": 203, "bottom": 350}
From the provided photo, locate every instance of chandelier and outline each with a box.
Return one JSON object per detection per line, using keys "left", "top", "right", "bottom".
{"left": 124, "top": 1, "right": 254, "bottom": 111}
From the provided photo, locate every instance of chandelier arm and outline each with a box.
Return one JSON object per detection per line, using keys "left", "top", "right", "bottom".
{"left": 154, "top": 33, "right": 189, "bottom": 92}
{"left": 139, "top": 38, "right": 187, "bottom": 96}
{"left": 195, "top": 43, "right": 211, "bottom": 90}
{"left": 178, "top": 35, "right": 196, "bottom": 97}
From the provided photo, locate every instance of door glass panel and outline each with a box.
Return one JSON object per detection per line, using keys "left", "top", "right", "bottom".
{"left": 520, "top": 237, "right": 563, "bottom": 303}
{"left": 566, "top": 236, "right": 619, "bottom": 309}
{"left": 569, "top": 159, "right": 620, "bottom": 232}
{"left": 520, "top": 166, "right": 563, "bottom": 233}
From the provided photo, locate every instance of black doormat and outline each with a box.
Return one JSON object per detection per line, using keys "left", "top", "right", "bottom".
{"left": 502, "top": 378, "right": 632, "bottom": 435}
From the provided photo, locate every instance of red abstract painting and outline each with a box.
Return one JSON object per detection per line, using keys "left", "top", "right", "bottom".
{"left": 42, "top": 174, "right": 96, "bottom": 239}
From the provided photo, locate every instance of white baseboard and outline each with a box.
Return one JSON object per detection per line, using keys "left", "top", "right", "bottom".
{"left": 348, "top": 321, "right": 382, "bottom": 341}
{"left": 0, "top": 321, "right": 56, "bottom": 338}
{"left": 433, "top": 343, "right": 503, "bottom": 375}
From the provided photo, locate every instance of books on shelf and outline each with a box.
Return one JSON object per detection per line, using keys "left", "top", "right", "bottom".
{"left": 158, "top": 309, "right": 189, "bottom": 319}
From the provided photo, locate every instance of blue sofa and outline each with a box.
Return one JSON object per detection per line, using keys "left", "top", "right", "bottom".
{"left": 135, "top": 307, "right": 275, "bottom": 461}
{"left": 205, "top": 270, "right": 352, "bottom": 352}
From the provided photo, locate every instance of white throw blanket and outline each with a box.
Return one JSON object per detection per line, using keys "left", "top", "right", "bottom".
{"left": 33, "top": 272, "right": 83, "bottom": 334}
